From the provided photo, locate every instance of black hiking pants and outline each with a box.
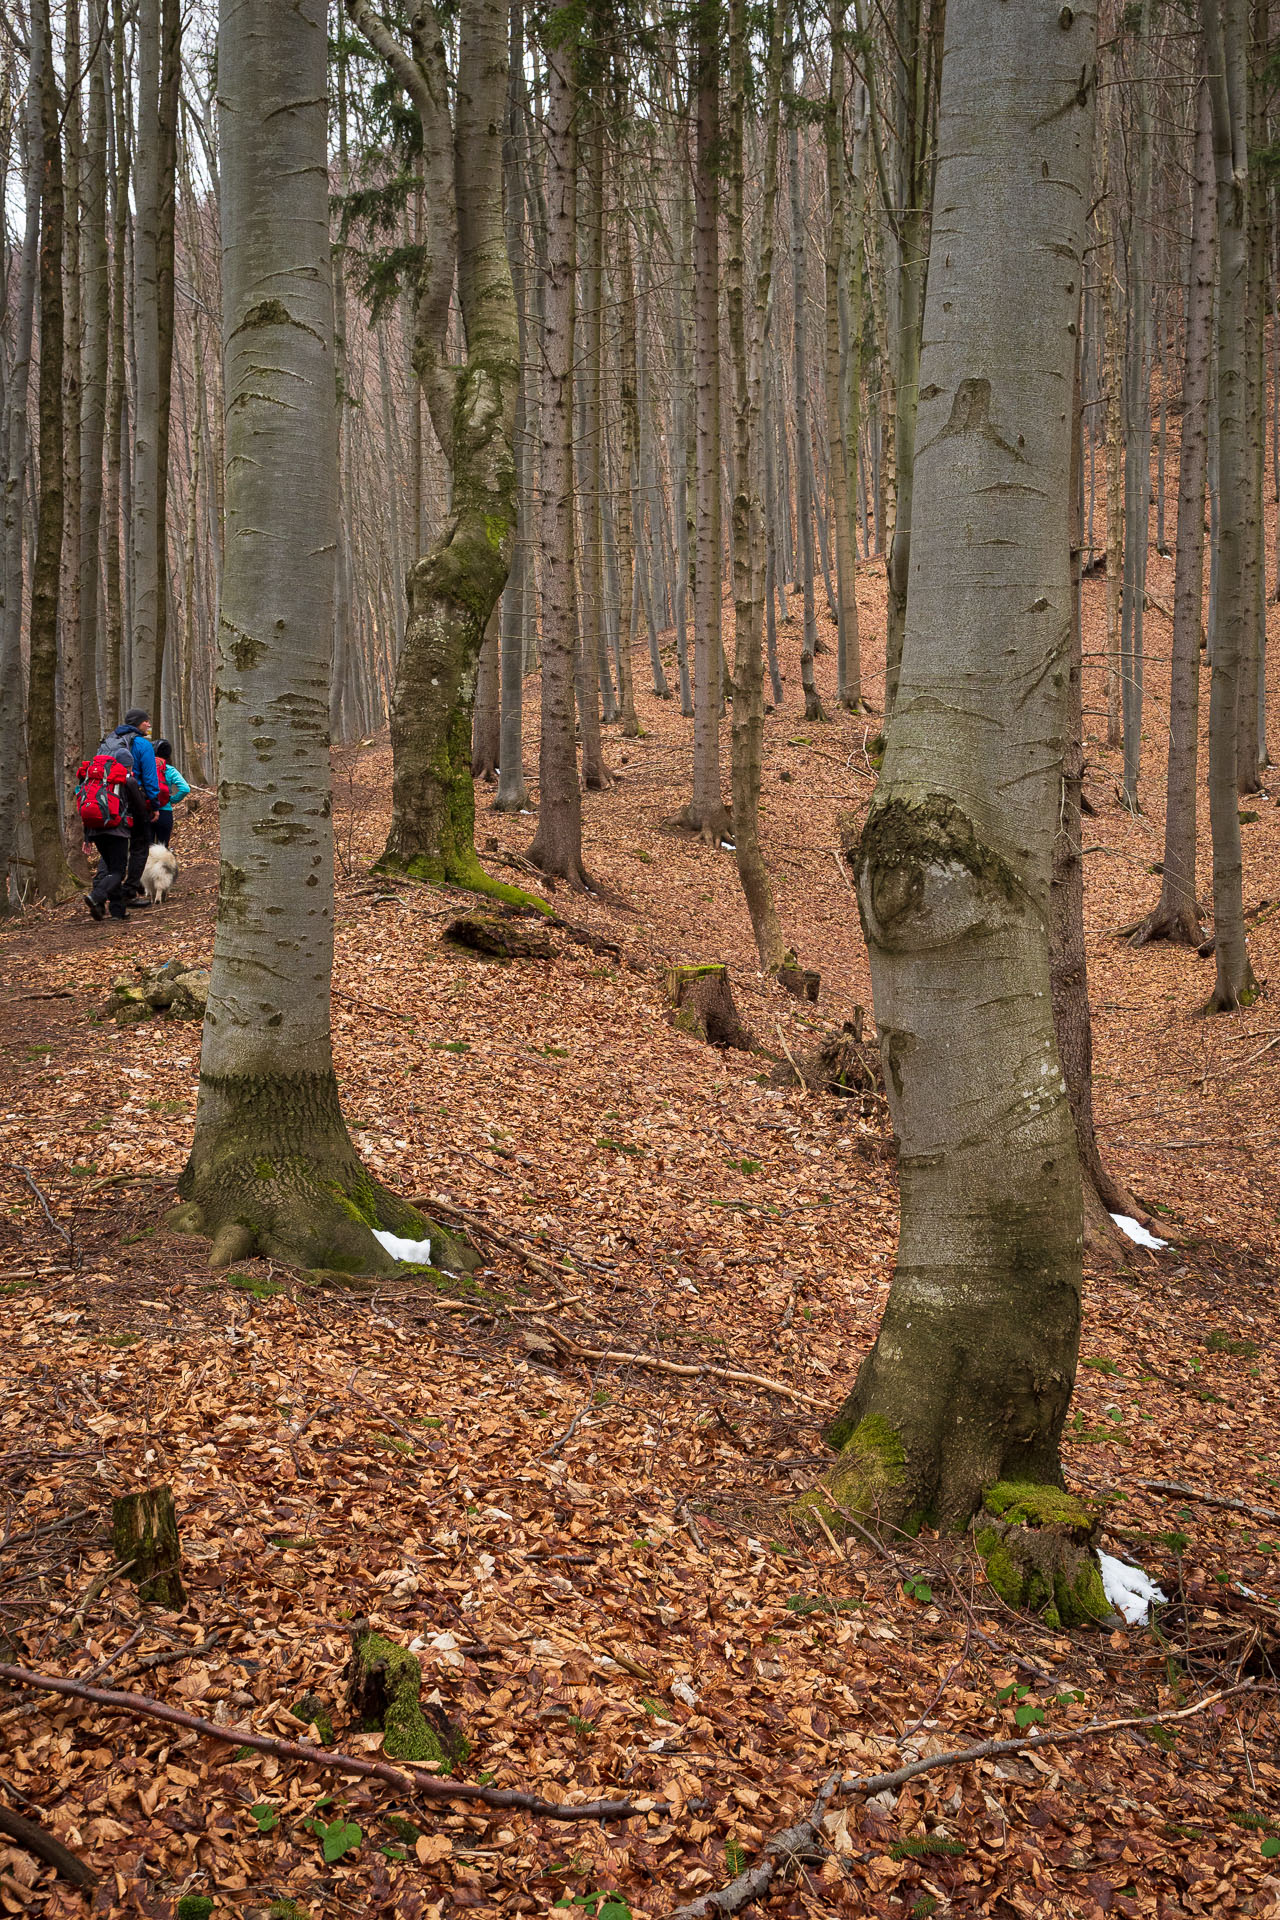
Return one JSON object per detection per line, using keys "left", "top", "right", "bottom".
{"left": 123, "top": 821, "right": 151, "bottom": 898}
{"left": 88, "top": 832, "right": 129, "bottom": 907}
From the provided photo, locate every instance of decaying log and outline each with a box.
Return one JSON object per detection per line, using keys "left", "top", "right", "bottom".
{"left": 444, "top": 913, "right": 556, "bottom": 960}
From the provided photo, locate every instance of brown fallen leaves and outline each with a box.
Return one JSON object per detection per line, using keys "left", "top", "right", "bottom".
{"left": 0, "top": 571, "right": 1277, "bottom": 1918}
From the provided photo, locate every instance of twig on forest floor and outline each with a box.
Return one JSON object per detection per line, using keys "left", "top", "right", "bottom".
{"left": 0, "top": 1663, "right": 709, "bottom": 1825}
{"left": 1135, "top": 1479, "right": 1280, "bottom": 1528}
{"left": 0, "top": 1633, "right": 222, "bottom": 1729}
{"left": 48, "top": 1558, "right": 135, "bottom": 1657}
{"left": 0, "top": 1803, "right": 95, "bottom": 1889}
{"left": 12, "top": 1166, "right": 70, "bottom": 1246}
{"left": 664, "top": 1685, "right": 1262, "bottom": 1920}
{"left": 527, "top": 1317, "right": 826, "bottom": 1411}
{"left": 678, "top": 1503, "right": 709, "bottom": 1554}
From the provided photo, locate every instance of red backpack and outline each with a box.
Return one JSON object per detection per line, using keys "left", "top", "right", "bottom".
{"left": 155, "top": 757, "right": 172, "bottom": 808}
{"left": 75, "top": 754, "right": 133, "bottom": 832}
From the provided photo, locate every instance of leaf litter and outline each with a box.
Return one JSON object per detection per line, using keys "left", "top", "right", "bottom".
{"left": 0, "top": 580, "right": 1277, "bottom": 1918}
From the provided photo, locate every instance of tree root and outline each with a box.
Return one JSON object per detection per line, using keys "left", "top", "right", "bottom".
{"left": 0, "top": 1804, "right": 96, "bottom": 1890}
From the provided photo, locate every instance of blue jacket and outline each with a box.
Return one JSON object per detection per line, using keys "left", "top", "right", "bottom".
{"left": 102, "top": 725, "right": 160, "bottom": 810}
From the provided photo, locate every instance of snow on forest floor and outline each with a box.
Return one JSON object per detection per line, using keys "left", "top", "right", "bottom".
{"left": 0, "top": 569, "right": 1277, "bottom": 1920}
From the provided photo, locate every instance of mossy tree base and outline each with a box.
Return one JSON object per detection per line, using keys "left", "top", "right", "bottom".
{"left": 174, "top": 1068, "right": 473, "bottom": 1274}
{"left": 976, "top": 1481, "right": 1114, "bottom": 1629}
{"left": 346, "top": 1628, "right": 469, "bottom": 1772}
{"left": 375, "top": 841, "right": 552, "bottom": 916}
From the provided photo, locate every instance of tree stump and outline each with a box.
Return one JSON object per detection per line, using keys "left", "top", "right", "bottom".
{"left": 110, "top": 1485, "right": 186, "bottom": 1608}
{"left": 776, "top": 962, "right": 820, "bottom": 1003}
{"left": 444, "top": 913, "right": 555, "bottom": 960}
{"left": 346, "top": 1627, "right": 469, "bottom": 1771}
{"left": 664, "top": 964, "right": 753, "bottom": 1050}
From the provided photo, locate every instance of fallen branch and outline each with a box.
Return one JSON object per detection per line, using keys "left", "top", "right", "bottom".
{"left": 13, "top": 1166, "right": 70, "bottom": 1246}
{"left": 529, "top": 1318, "right": 826, "bottom": 1411}
{"left": 664, "top": 1686, "right": 1255, "bottom": 1920}
{"left": 0, "top": 1664, "right": 705, "bottom": 1826}
{"left": 0, "top": 1804, "right": 95, "bottom": 1890}
{"left": 666, "top": 1773, "right": 840, "bottom": 1920}
{"left": 1135, "top": 1479, "right": 1280, "bottom": 1527}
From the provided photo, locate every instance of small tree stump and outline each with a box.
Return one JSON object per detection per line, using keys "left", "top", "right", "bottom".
{"left": 110, "top": 1485, "right": 185, "bottom": 1608}
{"left": 444, "top": 914, "right": 555, "bottom": 960}
{"left": 776, "top": 962, "right": 820, "bottom": 1003}
{"left": 664, "top": 964, "right": 753, "bottom": 1050}
{"left": 346, "top": 1627, "right": 469, "bottom": 1771}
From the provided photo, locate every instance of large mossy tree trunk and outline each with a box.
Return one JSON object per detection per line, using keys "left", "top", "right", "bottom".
{"left": 176, "top": 0, "right": 459, "bottom": 1277}
{"left": 815, "top": 0, "right": 1097, "bottom": 1535}
{"left": 347, "top": 0, "right": 522, "bottom": 900}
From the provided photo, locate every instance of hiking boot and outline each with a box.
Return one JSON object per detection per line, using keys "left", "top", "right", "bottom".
{"left": 108, "top": 900, "right": 129, "bottom": 920}
{"left": 84, "top": 894, "right": 105, "bottom": 921}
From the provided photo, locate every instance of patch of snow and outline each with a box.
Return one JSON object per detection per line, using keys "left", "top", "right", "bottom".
{"left": 1110, "top": 1213, "right": 1168, "bottom": 1251}
{"left": 1098, "top": 1550, "right": 1167, "bottom": 1626}
{"left": 372, "top": 1227, "right": 433, "bottom": 1264}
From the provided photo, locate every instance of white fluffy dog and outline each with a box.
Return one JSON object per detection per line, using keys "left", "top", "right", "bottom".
{"left": 141, "top": 842, "right": 178, "bottom": 905}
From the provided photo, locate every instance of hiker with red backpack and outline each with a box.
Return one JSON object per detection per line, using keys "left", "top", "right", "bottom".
{"left": 77, "top": 709, "right": 160, "bottom": 920}
{"left": 77, "top": 744, "right": 152, "bottom": 921}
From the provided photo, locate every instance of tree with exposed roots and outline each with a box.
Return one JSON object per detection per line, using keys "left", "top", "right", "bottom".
{"left": 806, "top": 0, "right": 1102, "bottom": 1598}
{"left": 171, "top": 0, "right": 465, "bottom": 1276}
{"left": 344, "top": 0, "right": 530, "bottom": 904}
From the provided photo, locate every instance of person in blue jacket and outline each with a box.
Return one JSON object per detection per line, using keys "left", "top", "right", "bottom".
{"left": 98, "top": 708, "right": 160, "bottom": 901}
{"left": 150, "top": 739, "right": 192, "bottom": 847}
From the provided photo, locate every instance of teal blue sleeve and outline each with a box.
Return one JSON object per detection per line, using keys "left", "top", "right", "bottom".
{"left": 166, "top": 767, "right": 192, "bottom": 804}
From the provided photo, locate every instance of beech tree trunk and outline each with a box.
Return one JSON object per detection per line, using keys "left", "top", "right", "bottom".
{"left": 28, "top": 0, "right": 78, "bottom": 904}
{"left": 685, "top": 6, "right": 730, "bottom": 838}
{"left": 176, "top": 0, "right": 455, "bottom": 1273}
{"left": 0, "top": 16, "right": 41, "bottom": 907}
{"left": 1131, "top": 65, "right": 1214, "bottom": 949}
{"left": 819, "top": 0, "right": 1096, "bottom": 1532}
{"left": 1203, "top": 0, "right": 1258, "bottom": 1011}
{"left": 728, "top": 0, "right": 787, "bottom": 972}
{"left": 347, "top": 0, "right": 523, "bottom": 899}
{"left": 527, "top": 39, "right": 591, "bottom": 887}
{"left": 789, "top": 96, "right": 825, "bottom": 725}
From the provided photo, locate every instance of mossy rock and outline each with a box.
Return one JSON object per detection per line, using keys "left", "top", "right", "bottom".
{"left": 176, "top": 1900, "right": 215, "bottom": 1920}
{"left": 345, "top": 1630, "right": 469, "bottom": 1772}
{"left": 976, "top": 1480, "right": 1114, "bottom": 1630}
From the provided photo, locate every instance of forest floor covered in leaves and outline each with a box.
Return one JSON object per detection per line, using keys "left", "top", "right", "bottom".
{"left": 0, "top": 567, "right": 1278, "bottom": 1920}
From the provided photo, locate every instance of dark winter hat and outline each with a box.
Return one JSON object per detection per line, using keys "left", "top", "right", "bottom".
{"left": 154, "top": 739, "right": 173, "bottom": 758}
{"left": 123, "top": 708, "right": 150, "bottom": 729}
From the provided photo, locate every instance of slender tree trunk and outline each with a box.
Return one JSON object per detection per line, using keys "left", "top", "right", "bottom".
{"left": 103, "top": 0, "right": 129, "bottom": 722}
{"left": 62, "top": 0, "right": 85, "bottom": 795}
{"left": 78, "top": 0, "right": 110, "bottom": 751}
{"left": 818, "top": 0, "right": 1096, "bottom": 1532}
{"left": 0, "top": 13, "right": 41, "bottom": 906}
{"left": 176, "top": 0, "right": 460, "bottom": 1273}
{"left": 1131, "top": 65, "right": 1214, "bottom": 949}
{"left": 130, "top": 0, "right": 164, "bottom": 713}
{"left": 728, "top": 0, "right": 787, "bottom": 970}
{"left": 1118, "top": 3, "right": 1153, "bottom": 813}
{"left": 527, "top": 38, "right": 590, "bottom": 887}
{"left": 790, "top": 95, "right": 825, "bottom": 724}
{"left": 1203, "top": 0, "right": 1258, "bottom": 1010}
{"left": 471, "top": 608, "right": 500, "bottom": 779}
{"left": 495, "top": 0, "right": 532, "bottom": 812}
{"left": 613, "top": 115, "right": 641, "bottom": 737}
{"left": 672, "top": 175, "right": 694, "bottom": 719}
{"left": 685, "top": 5, "right": 730, "bottom": 837}
{"left": 577, "top": 100, "right": 611, "bottom": 786}
{"left": 1236, "top": 0, "right": 1268, "bottom": 791}
{"left": 28, "top": 0, "right": 78, "bottom": 903}
{"left": 1099, "top": 102, "right": 1124, "bottom": 749}
{"left": 826, "top": 8, "right": 863, "bottom": 712}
